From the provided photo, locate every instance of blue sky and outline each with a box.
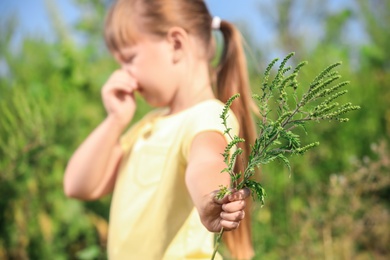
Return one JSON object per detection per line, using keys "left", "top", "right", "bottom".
{"left": 1, "top": 0, "right": 367, "bottom": 55}
{"left": 0, "top": 0, "right": 270, "bottom": 42}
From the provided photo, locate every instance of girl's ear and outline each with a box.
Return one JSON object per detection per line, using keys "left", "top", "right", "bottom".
{"left": 166, "top": 27, "right": 188, "bottom": 63}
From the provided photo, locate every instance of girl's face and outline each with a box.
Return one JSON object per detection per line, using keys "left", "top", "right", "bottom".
{"left": 114, "top": 35, "right": 179, "bottom": 108}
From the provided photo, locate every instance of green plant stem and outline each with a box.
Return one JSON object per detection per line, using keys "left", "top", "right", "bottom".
{"left": 211, "top": 227, "right": 225, "bottom": 260}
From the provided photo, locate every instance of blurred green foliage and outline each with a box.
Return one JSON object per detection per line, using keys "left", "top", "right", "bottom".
{"left": 0, "top": 0, "right": 388, "bottom": 259}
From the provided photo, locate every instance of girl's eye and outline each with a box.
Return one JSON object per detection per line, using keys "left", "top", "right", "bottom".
{"left": 122, "top": 55, "right": 135, "bottom": 64}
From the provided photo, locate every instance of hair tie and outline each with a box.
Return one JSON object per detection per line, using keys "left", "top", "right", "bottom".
{"left": 211, "top": 16, "right": 221, "bottom": 30}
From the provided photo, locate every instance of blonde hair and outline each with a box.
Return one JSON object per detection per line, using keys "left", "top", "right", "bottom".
{"left": 104, "top": 1, "right": 256, "bottom": 259}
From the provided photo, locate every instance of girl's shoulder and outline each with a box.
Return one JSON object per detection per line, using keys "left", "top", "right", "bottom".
{"left": 180, "top": 99, "right": 239, "bottom": 159}
{"left": 181, "top": 99, "right": 239, "bottom": 134}
{"left": 189, "top": 99, "right": 236, "bottom": 121}
{"left": 147, "top": 99, "right": 228, "bottom": 122}
{"left": 185, "top": 99, "right": 227, "bottom": 117}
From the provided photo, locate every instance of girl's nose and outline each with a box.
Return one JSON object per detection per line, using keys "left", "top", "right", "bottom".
{"left": 121, "top": 63, "right": 131, "bottom": 72}
{"left": 119, "top": 68, "right": 138, "bottom": 90}
{"left": 121, "top": 65, "right": 136, "bottom": 79}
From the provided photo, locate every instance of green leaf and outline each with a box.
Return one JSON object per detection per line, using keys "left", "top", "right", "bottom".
{"left": 244, "top": 179, "right": 267, "bottom": 206}
{"left": 215, "top": 185, "right": 231, "bottom": 200}
{"left": 277, "top": 154, "right": 291, "bottom": 173}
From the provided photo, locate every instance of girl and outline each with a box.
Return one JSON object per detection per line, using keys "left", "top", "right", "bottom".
{"left": 64, "top": 0, "right": 257, "bottom": 259}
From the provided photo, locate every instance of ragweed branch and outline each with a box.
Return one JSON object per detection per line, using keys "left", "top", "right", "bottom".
{"left": 211, "top": 52, "right": 360, "bottom": 259}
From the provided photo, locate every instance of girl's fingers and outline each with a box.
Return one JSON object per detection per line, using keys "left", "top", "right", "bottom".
{"left": 103, "top": 78, "right": 137, "bottom": 93}
{"left": 220, "top": 210, "right": 245, "bottom": 222}
{"left": 222, "top": 200, "right": 246, "bottom": 213}
{"left": 227, "top": 188, "right": 250, "bottom": 201}
{"left": 212, "top": 192, "right": 231, "bottom": 205}
{"left": 103, "top": 85, "right": 130, "bottom": 97}
{"left": 213, "top": 188, "right": 250, "bottom": 205}
{"left": 219, "top": 207, "right": 245, "bottom": 231}
{"left": 103, "top": 70, "right": 138, "bottom": 93}
{"left": 220, "top": 219, "right": 240, "bottom": 231}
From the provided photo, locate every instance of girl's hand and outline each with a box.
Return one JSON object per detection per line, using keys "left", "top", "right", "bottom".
{"left": 202, "top": 188, "right": 250, "bottom": 232}
{"left": 102, "top": 69, "right": 138, "bottom": 128}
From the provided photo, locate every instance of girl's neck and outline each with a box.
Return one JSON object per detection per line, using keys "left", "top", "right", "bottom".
{"left": 168, "top": 59, "right": 214, "bottom": 115}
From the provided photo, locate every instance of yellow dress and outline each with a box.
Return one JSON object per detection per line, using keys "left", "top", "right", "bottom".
{"left": 107, "top": 99, "right": 239, "bottom": 259}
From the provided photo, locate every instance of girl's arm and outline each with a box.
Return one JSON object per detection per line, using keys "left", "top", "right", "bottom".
{"left": 64, "top": 70, "right": 138, "bottom": 200}
{"left": 64, "top": 116, "right": 124, "bottom": 200}
{"left": 185, "top": 131, "right": 249, "bottom": 232}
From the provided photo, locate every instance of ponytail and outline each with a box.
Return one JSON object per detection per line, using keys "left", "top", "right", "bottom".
{"left": 215, "top": 21, "right": 257, "bottom": 259}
